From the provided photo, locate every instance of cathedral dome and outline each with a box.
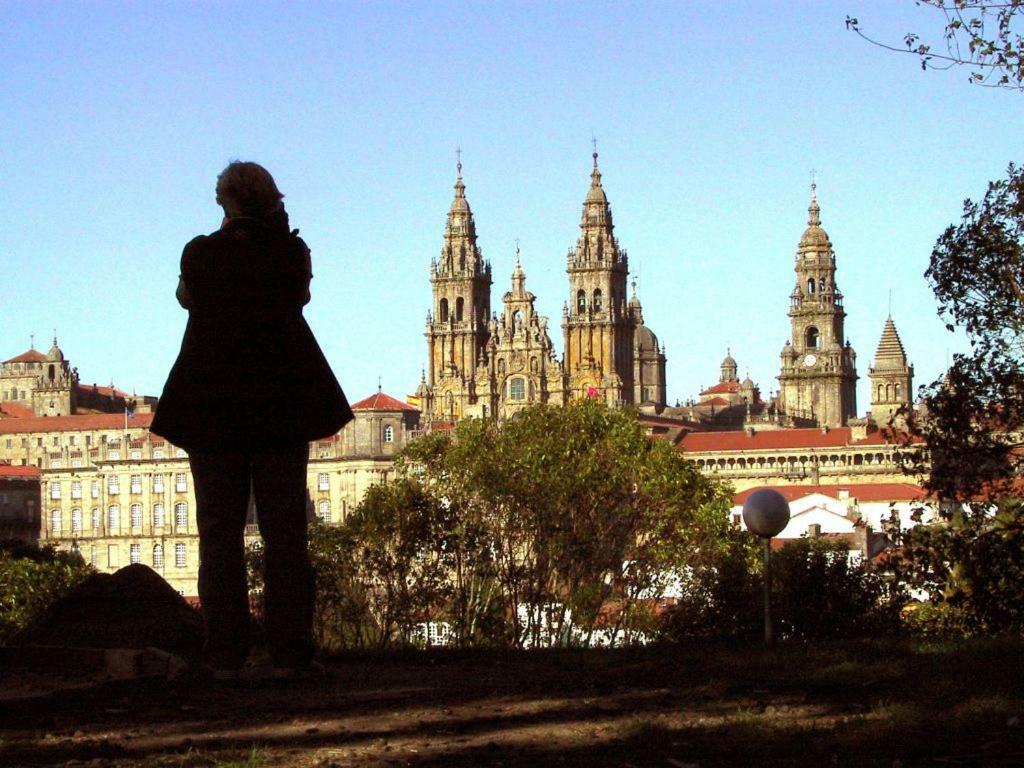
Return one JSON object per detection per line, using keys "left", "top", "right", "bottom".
{"left": 635, "top": 324, "right": 659, "bottom": 353}
{"left": 47, "top": 337, "right": 64, "bottom": 362}
{"left": 721, "top": 351, "right": 737, "bottom": 369}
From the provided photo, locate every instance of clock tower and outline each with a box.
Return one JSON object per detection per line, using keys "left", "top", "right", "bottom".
{"left": 777, "top": 184, "right": 857, "bottom": 427}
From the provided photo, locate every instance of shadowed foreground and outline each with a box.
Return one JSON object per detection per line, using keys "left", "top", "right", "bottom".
{"left": 2, "top": 640, "right": 1022, "bottom": 767}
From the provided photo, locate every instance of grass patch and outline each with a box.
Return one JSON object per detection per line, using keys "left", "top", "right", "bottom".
{"left": 177, "top": 745, "right": 269, "bottom": 768}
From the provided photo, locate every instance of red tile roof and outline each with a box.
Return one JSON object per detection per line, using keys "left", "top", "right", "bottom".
{"left": 699, "top": 396, "right": 732, "bottom": 407}
{"left": 679, "top": 426, "right": 921, "bottom": 453}
{"left": 350, "top": 392, "right": 420, "bottom": 412}
{"left": 701, "top": 380, "right": 740, "bottom": 395}
{"left": 733, "top": 483, "right": 928, "bottom": 505}
{"left": 0, "top": 412, "right": 154, "bottom": 435}
{"left": 75, "top": 384, "right": 131, "bottom": 399}
{"left": 0, "top": 402, "right": 36, "bottom": 419}
{"left": 4, "top": 349, "right": 47, "bottom": 364}
{"left": 0, "top": 464, "right": 41, "bottom": 479}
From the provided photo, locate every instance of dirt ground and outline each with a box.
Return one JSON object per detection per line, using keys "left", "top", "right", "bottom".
{"left": 2, "top": 640, "right": 1023, "bottom": 767}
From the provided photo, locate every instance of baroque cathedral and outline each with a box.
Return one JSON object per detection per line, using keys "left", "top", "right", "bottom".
{"left": 416, "top": 153, "right": 666, "bottom": 422}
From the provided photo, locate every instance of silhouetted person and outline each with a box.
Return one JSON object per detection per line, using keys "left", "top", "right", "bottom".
{"left": 151, "top": 162, "right": 352, "bottom": 677}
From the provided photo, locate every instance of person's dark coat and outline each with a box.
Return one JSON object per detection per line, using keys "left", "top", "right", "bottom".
{"left": 151, "top": 216, "right": 353, "bottom": 451}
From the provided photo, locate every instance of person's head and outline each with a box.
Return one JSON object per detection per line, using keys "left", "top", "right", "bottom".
{"left": 215, "top": 161, "right": 284, "bottom": 220}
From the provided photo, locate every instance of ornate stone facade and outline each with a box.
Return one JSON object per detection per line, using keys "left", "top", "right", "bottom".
{"left": 777, "top": 185, "right": 858, "bottom": 427}
{"left": 419, "top": 153, "right": 666, "bottom": 422}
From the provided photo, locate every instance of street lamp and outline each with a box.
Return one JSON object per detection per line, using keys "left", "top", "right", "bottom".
{"left": 742, "top": 488, "right": 791, "bottom": 647}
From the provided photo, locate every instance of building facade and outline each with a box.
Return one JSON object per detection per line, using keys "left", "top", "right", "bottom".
{"left": 418, "top": 153, "right": 666, "bottom": 423}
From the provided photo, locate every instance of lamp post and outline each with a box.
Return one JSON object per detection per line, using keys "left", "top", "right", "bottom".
{"left": 741, "top": 488, "right": 791, "bottom": 647}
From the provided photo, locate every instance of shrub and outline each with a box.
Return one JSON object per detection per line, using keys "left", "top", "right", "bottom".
{"left": 0, "top": 540, "right": 93, "bottom": 643}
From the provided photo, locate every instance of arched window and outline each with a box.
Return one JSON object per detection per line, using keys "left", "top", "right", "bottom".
{"left": 807, "top": 278, "right": 816, "bottom": 294}
{"left": 459, "top": 246, "right": 466, "bottom": 270}
{"left": 50, "top": 509, "right": 61, "bottom": 534}
{"left": 153, "top": 503, "right": 165, "bottom": 528}
{"left": 509, "top": 377, "right": 526, "bottom": 400}
{"left": 593, "top": 289, "right": 603, "bottom": 311}
{"left": 805, "top": 326, "right": 819, "bottom": 349}
{"left": 383, "top": 424, "right": 394, "bottom": 443}
{"left": 439, "top": 298, "right": 449, "bottom": 323}
{"left": 317, "top": 499, "right": 330, "bottom": 523}
{"left": 576, "top": 289, "right": 586, "bottom": 313}
{"left": 108, "top": 504, "right": 120, "bottom": 530}
{"left": 48, "top": 364, "right": 55, "bottom": 381}
{"left": 153, "top": 543, "right": 164, "bottom": 568}
{"left": 130, "top": 503, "right": 142, "bottom": 528}
{"left": 455, "top": 297, "right": 464, "bottom": 321}
{"left": 91, "top": 508, "right": 100, "bottom": 531}
{"left": 886, "top": 384, "right": 893, "bottom": 401}
{"left": 894, "top": 383, "right": 901, "bottom": 399}
{"left": 71, "top": 507, "right": 82, "bottom": 533}
{"left": 175, "top": 502, "right": 188, "bottom": 529}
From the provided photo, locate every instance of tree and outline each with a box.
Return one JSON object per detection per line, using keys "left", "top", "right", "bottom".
{"left": 402, "top": 400, "right": 735, "bottom": 648}
{"left": 0, "top": 540, "right": 93, "bottom": 642}
{"left": 846, "top": 2, "right": 1024, "bottom": 90}
{"left": 894, "top": 164, "right": 1024, "bottom": 636}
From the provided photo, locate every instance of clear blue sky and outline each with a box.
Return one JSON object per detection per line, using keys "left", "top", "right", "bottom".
{"left": 2, "top": 2, "right": 1020, "bottom": 410}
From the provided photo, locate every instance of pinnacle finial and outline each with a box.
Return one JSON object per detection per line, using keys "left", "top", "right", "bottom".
{"left": 592, "top": 135, "right": 598, "bottom": 169}
{"left": 377, "top": 375, "right": 382, "bottom": 394}
{"left": 631, "top": 279, "right": 637, "bottom": 299}
{"left": 456, "top": 147, "right": 462, "bottom": 179}
{"left": 53, "top": 330, "right": 58, "bottom": 347}
{"left": 29, "top": 333, "right": 35, "bottom": 350}
{"left": 808, "top": 172, "right": 821, "bottom": 227}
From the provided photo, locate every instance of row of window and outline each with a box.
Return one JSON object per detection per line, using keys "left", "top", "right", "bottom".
{"left": 49, "top": 473, "right": 188, "bottom": 499}
{"left": 88, "top": 542, "right": 188, "bottom": 569}
{"left": 50, "top": 502, "right": 189, "bottom": 534}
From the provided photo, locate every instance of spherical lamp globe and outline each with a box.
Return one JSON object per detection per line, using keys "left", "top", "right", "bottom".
{"left": 742, "top": 488, "right": 791, "bottom": 538}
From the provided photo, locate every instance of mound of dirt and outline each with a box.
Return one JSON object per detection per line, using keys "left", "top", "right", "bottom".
{"left": 14, "top": 564, "right": 203, "bottom": 657}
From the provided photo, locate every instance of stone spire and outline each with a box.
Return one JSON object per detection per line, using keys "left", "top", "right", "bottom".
{"left": 873, "top": 316, "right": 909, "bottom": 369}
{"left": 869, "top": 315, "right": 914, "bottom": 426}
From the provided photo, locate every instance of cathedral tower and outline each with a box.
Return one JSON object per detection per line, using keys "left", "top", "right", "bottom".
{"left": 777, "top": 185, "right": 857, "bottom": 427}
{"left": 562, "top": 151, "right": 634, "bottom": 404}
{"left": 869, "top": 316, "right": 913, "bottom": 426}
{"left": 424, "top": 159, "right": 492, "bottom": 420}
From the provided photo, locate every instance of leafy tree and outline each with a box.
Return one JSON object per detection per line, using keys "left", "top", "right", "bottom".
{"left": 403, "top": 400, "right": 735, "bottom": 648}
{"left": 893, "top": 165, "right": 1024, "bottom": 636}
{"left": 847, "top": 2, "right": 1024, "bottom": 90}
{"left": 0, "top": 540, "right": 93, "bottom": 643}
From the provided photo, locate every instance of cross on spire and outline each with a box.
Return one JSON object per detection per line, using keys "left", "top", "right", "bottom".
{"left": 810, "top": 168, "right": 818, "bottom": 195}
{"left": 456, "top": 147, "right": 462, "bottom": 178}
{"left": 591, "top": 134, "right": 599, "bottom": 168}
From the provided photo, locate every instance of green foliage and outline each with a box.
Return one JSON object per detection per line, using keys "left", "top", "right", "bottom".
{"left": 893, "top": 165, "right": 1024, "bottom": 638}
{"left": 247, "top": 402, "right": 735, "bottom": 650}
{"left": 0, "top": 540, "right": 93, "bottom": 643}
{"left": 401, "top": 401, "right": 735, "bottom": 648}
{"left": 892, "top": 499, "right": 1024, "bottom": 636}
{"left": 662, "top": 536, "right": 900, "bottom": 642}
{"left": 847, "top": 3, "right": 1024, "bottom": 90}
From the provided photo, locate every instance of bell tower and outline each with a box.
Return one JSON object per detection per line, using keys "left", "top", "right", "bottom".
{"left": 424, "top": 157, "right": 492, "bottom": 420}
{"left": 869, "top": 316, "right": 913, "bottom": 426}
{"left": 777, "top": 184, "right": 857, "bottom": 427}
{"left": 562, "top": 150, "right": 633, "bottom": 404}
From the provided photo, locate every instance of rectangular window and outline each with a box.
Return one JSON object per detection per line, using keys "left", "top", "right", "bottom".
{"left": 130, "top": 503, "right": 142, "bottom": 528}
{"left": 107, "top": 475, "right": 119, "bottom": 495}
{"left": 130, "top": 543, "right": 140, "bottom": 564}
{"left": 174, "top": 448, "right": 186, "bottom": 458}
{"left": 153, "top": 447, "right": 165, "bottom": 460}
{"left": 69, "top": 435, "right": 76, "bottom": 446}
{"left": 175, "top": 473, "right": 187, "bottom": 492}
{"left": 153, "top": 475, "right": 164, "bottom": 493}
{"left": 91, "top": 508, "right": 100, "bottom": 531}
{"left": 52, "top": 436, "right": 59, "bottom": 447}
{"left": 71, "top": 480, "right": 82, "bottom": 499}
{"left": 71, "top": 458, "right": 82, "bottom": 468}
{"left": 108, "top": 545, "right": 119, "bottom": 568}
{"left": 318, "top": 472, "right": 329, "bottom": 491}
{"left": 175, "top": 543, "right": 186, "bottom": 568}
{"left": 129, "top": 449, "right": 141, "bottom": 460}
{"left": 50, "top": 482, "right": 61, "bottom": 499}
{"left": 107, "top": 449, "right": 120, "bottom": 460}
{"left": 130, "top": 474, "right": 142, "bottom": 494}
{"left": 91, "top": 480, "right": 100, "bottom": 499}
{"left": 51, "top": 459, "right": 63, "bottom": 469}
{"left": 153, "top": 503, "right": 165, "bottom": 528}
{"left": 509, "top": 377, "right": 525, "bottom": 400}
{"left": 90, "top": 545, "right": 97, "bottom": 565}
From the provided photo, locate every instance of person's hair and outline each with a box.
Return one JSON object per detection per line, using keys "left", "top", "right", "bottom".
{"left": 215, "top": 161, "right": 284, "bottom": 219}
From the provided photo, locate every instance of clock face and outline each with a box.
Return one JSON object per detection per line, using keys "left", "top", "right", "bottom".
{"left": 803, "top": 354, "right": 817, "bottom": 367}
